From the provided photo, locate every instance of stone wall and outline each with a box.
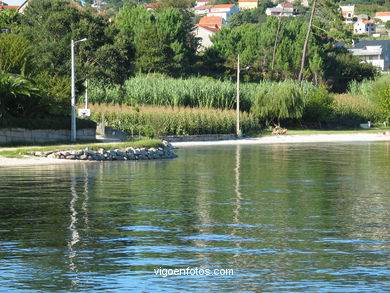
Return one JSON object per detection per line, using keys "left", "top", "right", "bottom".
{"left": 160, "top": 134, "right": 237, "bottom": 142}
{"left": 0, "top": 128, "right": 96, "bottom": 144}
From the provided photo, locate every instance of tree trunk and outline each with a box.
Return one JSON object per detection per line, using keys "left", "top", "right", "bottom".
{"left": 298, "top": 0, "right": 317, "bottom": 81}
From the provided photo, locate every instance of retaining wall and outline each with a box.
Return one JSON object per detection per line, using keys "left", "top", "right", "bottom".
{"left": 160, "top": 134, "right": 237, "bottom": 142}
{"left": 0, "top": 128, "right": 96, "bottom": 144}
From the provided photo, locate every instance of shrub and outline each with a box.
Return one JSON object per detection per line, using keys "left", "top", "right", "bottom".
{"left": 250, "top": 80, "right": 305, "bottom": 124}
{"left": 89, "top": 104, "right": 259, "bottom": 136}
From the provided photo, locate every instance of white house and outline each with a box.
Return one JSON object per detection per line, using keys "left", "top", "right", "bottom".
{"left": 196, "top": 0, "right": 215, "bottom": 7}
{"left": 340, "top": 5, "right": 355, "bottom": 23}
{"left": 266, "top": 3, "right": 295, "bottom": 17}
{"left": 194, "top": 5, "right": 212, "bottom": 16}
{"left": 354, "top": 20, "right": 376, "bottom": 36}
{"left": 194, "top": 16, "right": 225, "bottom": 51}
{"left": 374, "top": 12, "right": 390, "bottom": 23}
{"left": 348, "top": 40, "right": 390, "bottom": 71}
{"left": 238, "top": 0, "right": 258, "bottom": 10}
{"left": 208, "top": 4, "right": 239, "bottom": 22}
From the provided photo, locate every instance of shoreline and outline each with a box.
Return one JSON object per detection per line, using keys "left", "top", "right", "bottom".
{"left": 1, "top": 133, "right": 389, "bottom": 167}
{"left": 170, "top": 133, "right": 390, "bottom": 147}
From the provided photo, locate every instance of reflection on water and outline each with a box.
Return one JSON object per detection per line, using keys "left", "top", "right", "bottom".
{"left": 0, "top": 142, "right": 389, "bottom": 292}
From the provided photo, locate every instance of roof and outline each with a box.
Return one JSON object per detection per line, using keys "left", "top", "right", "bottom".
{"left": 353, "top": 40, "right": 390, "bottom": 49}
{"left": 238, "top": 0, "right": 258, "bottom": 2}
{"left": 146, "top": 2, "right": 159, "bottom": 8}
{"left": 212, "top": 4, "right": 235, "bottom": 9}
{"left": 195, "top": 5, "right": 213, "bottom": 10}
{"left": 199, "top": 16, "right": 223, "bottom": 26}
{"left": 363, "top": 20, "right": 374, "bottom": 24}
{"left": 375, "top": 12, "right": 390, "bottom": 17}
{"left": 0, "top": 5, "right": 19, "bottom": 10}
{"left": 280, "top": 2, "right": 293, "bottom": 7}
{"left": 350, "top": 47, "right": 382, "bottom": 57}
{"left": 196, "top": 24, "right": 220, "bottom": 33}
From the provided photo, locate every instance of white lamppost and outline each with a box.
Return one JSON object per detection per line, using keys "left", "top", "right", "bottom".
{"left": 71, "top": 38, "right": 87, "bottom": 142}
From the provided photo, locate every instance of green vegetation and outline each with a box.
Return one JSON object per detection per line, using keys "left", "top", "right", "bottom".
{"left": 89, "top": 104, "right": 259, "bottom": 136}
{"left": 0, "top": 139, "right": 163, "bottom": 158}
{"left": 0, "top": 117, "right": 96, "bottom": 130}
{"left": 0, "top": 0, "right": 388, "bottom": 137}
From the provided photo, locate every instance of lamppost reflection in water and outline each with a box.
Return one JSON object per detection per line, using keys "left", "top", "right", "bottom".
{"left": 68, "top": 165, "right": 89, "bottom": 290}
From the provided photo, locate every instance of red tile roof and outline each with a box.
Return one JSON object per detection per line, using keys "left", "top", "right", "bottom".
{"left": 196, "top": 24, "right": 220, "bottom": 33}
{"left": 0, "top": 5, "right": 19, "bottom": 10}
{"left": 375, "top": 12, "right": 390, "bottom": 17}
{"left": 212, "top": 4, "right": 235, "bottom": 9}
{"left": 280, "top": 2, "right": 293, "bottom": 7}
{"left": 199, "top": 16, "right": 223, "bottom": 26}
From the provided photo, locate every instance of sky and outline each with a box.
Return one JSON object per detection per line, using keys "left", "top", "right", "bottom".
{"left": 3, "top": 0, "right": 25, "bottom": 5}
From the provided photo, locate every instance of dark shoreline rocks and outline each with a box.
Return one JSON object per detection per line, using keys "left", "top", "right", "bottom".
{"left": 30, "top": 141, "right": 177, "bottom": 161}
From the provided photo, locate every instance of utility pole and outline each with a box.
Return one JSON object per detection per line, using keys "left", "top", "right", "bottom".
{"left": 271, "top": 16, "right": 282, "bottom": 71}
{"left": 298, "top": 0, "right": 317, "bottom": 81}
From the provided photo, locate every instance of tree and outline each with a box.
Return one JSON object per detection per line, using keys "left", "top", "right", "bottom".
{"left": 20, "top": 0, "right": 131, "bottom": 83}
{"left": 0, "top": 34, "right": 32, "bottom": 75}
{"left": 116, "top": 5, "right": 198, "bottom": 75}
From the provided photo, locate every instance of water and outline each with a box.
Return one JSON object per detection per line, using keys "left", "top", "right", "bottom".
{"left": 0, "top": 142, "right": 389, "bottom": 292}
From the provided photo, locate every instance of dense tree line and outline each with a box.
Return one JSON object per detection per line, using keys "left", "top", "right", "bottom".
{"left": 0, "top": 0, "right": 379, "bottom": 120}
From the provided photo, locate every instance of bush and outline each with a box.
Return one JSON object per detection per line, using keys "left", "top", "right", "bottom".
{"left": 250, "top": 80, "right": 305, "bottom": 124}
{"left": 89, "top": 104, "right": 259, "bottom": 136}
{"left": 301, "top": 84, "right": 334, "bottom": 124}
{"left": 331, "top": 94, "right": 381, "bottom": 122}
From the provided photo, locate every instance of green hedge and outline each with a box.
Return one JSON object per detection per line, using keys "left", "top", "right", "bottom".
{"left": 0, "top": 117, "right": 96, "bottom": 130}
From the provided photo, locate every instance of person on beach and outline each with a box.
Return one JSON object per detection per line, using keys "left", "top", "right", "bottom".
{"left": 272, "top": 126, "right": 287, "bottom": 135}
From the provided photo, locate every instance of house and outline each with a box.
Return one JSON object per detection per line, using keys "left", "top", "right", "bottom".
{"left": 196, "top": 0, "right": 215, "bottom": 7}
{"left": 0, "top": 2, "right": 20, "bottom": 11}
{"left": 238, "top": 0, "right": 258, "bottom": 10}
{"left": 194, "top": 16, "right": 225, "bottom": 50}
{"left": 374, "top": 12, "right": 390, "bottom": 23}
{"left": 266, "top": 3, "right": 295, "bottom": 17}
{"left": 198, "top": 15, "right": 225, "bottom": 28}
{"left": 348, "top": 40, "right": 390, "bottom": 71}
{"left": 208, "top": 4, "right": 239, "bottom": 22}
{"left": 146, "top": 2, "right": 159, "bottom": 11}
{"left": 340, "top": 5, "right": 355, "bottom": 23}
{"left": 194, "top": 5, "right": 212, "bottom": 16}
{"left": 354, "top": 20, "right": 376, "bottom": 36}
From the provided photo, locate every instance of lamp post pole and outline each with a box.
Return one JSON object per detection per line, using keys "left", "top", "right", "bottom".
{"left": 71, "top": 38, "right": 87, "bottom": 142}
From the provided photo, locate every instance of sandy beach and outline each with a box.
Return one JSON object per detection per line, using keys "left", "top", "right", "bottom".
{"left": 171, "top": 132, "right": 390, "bottom": 147}
{"left": 0, "top": 133, "right": 389, "bottom": 167}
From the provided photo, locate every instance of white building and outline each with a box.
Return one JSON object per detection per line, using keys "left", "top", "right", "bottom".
{"left": 374, "top": 12, "right": 390, "bottom": 23}
{"left": 340, "top": 5, "right": 355, "bottom": 23}
{"left": 208, "top": 4, "right": 239, "bottom": 22}
{"left": 196, "top": 0, "right": 215, "bottom": 7}
{"left": 194, "top": 16, "right": 225, "bottom": 51}
{"left": 266, "top": 3, "right": 295, "bottom": 17}
{"left": 354, "top": 20, "right": 376, "bottom": 36}
{"left": 194, "top": 5, "right": 212, "bottom": 16}
{"left": 348, "top": 40, "right": 390, "bottom": 71}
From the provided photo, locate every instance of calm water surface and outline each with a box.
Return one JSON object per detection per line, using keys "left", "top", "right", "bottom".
{"left": 0, "top": 142, "right": 389, "bottom": 292}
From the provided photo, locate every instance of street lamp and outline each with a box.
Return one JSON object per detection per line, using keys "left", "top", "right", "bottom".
{"left": 71, "top": 38, "right": 87, "bottom": 142}
{"left": 236, "top": 55, "right": 250, "bottom": 138}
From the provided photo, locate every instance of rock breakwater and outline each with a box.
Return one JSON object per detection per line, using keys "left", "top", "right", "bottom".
{"left": 29, "top": 141, "right": 177, "bottom": 161}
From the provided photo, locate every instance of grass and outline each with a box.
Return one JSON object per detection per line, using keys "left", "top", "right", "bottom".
{"left": 0, "top": 139, "right": 163, "bottom": 158}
